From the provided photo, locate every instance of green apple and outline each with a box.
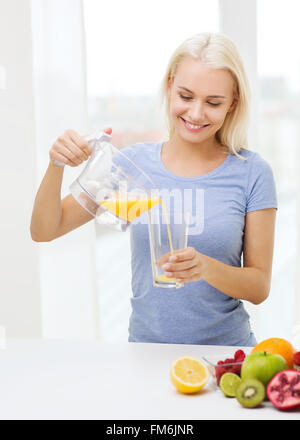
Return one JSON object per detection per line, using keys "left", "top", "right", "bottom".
{"left": 241, "top": 351, "right": 288, "bottom": 387}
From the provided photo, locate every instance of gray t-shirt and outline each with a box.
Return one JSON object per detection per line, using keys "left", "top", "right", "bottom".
{"left": 117, "top": 141, "right": 277, "bottom": 346}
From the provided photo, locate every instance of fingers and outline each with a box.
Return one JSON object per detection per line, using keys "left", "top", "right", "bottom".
{"left": 155, "top": 251, "right": 172, "bottom": 267}
{"left": 50, "top": 129, "right": 90, "bottom": 167}
{"left": 69, "top": 130, "right": 91, "bottom": 157}
{"left": 163, "top": 261, "right": 198, "bottom": 280}
{"left": 50, "top": 151, "right": 75, "bottom": 167}
{"left": 165, "top": 268, "right": 198, "bottom": 281}
{"left": 169, "top": 247, "right": 196, "bottom": 263}
{"left": 157, "top": 247, "right": 200, "bottom": 282}
{"left": 50, "top": 140, "right": 80, "bottom": 167}
{"left": 156, "top": 247, "right": 195, "bottom": 267}
{"left": 50, "top": 128, "right": 113, "bottom": 167}
{"left": 162, "top": 259, "right": 196, "bottom": 273}
{"left": 57, "top": 138, "right": 87, "bottom": 164}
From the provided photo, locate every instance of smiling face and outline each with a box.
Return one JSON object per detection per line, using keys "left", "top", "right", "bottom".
{"left": 168, "top": 56, "right": 237, "bottom": 146}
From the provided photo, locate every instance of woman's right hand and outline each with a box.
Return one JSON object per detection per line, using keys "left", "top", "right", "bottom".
{"left": 49, "top": 127, "right": 113, "bottom": 167}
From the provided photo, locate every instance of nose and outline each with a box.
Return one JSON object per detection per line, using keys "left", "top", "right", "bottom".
{"left": 188, "top": 101, "right": 205, "bottom": 123}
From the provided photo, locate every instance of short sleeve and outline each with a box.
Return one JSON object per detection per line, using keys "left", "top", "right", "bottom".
{"left": 246, "top": 154, "right": 278, "bottom": 213}
{"left": 113, "top": 143, "right": 138, "bottom": 171}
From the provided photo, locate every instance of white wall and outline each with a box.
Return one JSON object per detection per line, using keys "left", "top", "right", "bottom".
{"left": 0, "top": 0, "right": 100, "bottom": 340}
{"left": 0, "top": 0, "right": 42, "bottom": 337}
{"left": 31, "top": 0, "right": 100, "bottom": 340}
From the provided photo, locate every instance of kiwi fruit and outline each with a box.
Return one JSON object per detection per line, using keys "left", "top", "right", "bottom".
{"left": 236, "top": 378, "right": 265, "bottom": 408}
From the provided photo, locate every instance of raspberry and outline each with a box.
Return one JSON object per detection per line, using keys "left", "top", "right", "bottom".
{"left": 215, "top": 350, "right": 246, "bottom": 385}
{"left": 230, "top": 364, "right": 242, "bottom": 376}
{"left": 234, "top": 349, "right": 246, "bottom": 361}
{"left": 215, "top": 365, "right": 226, "bottom": 386}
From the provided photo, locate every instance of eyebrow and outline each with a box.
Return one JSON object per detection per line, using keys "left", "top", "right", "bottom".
{"left": 177, "top": 86, "right": 226, "bottom": 99}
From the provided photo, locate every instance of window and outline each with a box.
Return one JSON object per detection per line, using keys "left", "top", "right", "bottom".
{"left": 257, "top": 0, "right": 300, "bottom": 339}
{"left": 83, "top": 0, "right": 219, "bottom": 341}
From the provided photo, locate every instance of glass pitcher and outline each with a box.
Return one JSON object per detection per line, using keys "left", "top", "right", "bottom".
{"left": 69, "top": 131, "right": 160, "bottom": 230}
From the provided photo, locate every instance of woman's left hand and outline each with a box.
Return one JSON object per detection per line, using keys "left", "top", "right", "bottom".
{"left": 156, "top": 247, "right": 209, "bottom": 283}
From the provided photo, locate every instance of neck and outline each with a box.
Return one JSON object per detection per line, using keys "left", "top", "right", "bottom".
{"left": 165, "top": 134, "right": 225, "bottom": 161}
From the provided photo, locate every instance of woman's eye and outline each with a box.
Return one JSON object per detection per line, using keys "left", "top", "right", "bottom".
{"left": 179, "top": 95, "right": 221, "bottom": 106}
{"left": 180, "top": 95, "right": 192, "bottom": 101}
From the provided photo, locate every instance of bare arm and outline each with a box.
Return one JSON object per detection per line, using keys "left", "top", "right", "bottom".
{"left": 30, "top": 128, "right": 111, "bottom": 242}
{"left": 203, "top": 208, "right": 276, "bottom": 304}
{"left": 30, "top": 162, "right": 64, "bottom": 242}
{"left": 157, "top": 208, "right": 277, "bottom": 305}
{"left": 30, "top": 164, "right": 93, "bottom": 242}
{"left": 201, "top": 208, "right": 275, "bottom": 303}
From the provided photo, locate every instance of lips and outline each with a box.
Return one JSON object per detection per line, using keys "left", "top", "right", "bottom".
{"left": 180, "top": 117, "right": 210, "bottom": 131}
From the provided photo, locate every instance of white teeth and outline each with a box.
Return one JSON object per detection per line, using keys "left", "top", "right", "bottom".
{"left": 184, "top": 120, "right": 207, "bottom": 129}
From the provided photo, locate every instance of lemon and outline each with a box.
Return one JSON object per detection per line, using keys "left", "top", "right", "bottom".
{"left": 170, "top": 356, "right": 210, "bottom": 394}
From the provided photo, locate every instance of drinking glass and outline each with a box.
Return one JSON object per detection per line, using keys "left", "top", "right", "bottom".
{"left": 147, "top": 204, "right": 190, "bottom": 289}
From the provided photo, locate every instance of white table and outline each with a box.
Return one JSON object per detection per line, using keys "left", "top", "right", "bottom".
{"left": 0, "top": 339, "right": 299, "bottom": 420}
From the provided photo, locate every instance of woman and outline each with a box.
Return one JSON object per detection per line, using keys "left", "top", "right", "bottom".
{"left": 31, "top": 32, "right": 277, "bottom": 346}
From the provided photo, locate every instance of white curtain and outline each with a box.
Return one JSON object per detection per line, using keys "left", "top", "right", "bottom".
{"left": 0, "top": 0, "right": 42, "bottom": 338}
{"left": 31, "top": 0, "right": 100, "bottom": 340}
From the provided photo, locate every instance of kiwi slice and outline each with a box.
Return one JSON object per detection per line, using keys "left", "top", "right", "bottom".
{"left": 236, "top": 378, "right": 265, "bottom": 408}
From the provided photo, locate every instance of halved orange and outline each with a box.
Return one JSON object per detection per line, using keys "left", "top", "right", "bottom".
{"left": 170, "top": 356, "right": 210, "bottom": 394}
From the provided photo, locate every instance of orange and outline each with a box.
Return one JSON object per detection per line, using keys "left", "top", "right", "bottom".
{"left": 170, "top": 356, "right": 210, "bottom": 394}
{"left": 251, "top": 337, "right": 296, "bottom": 369}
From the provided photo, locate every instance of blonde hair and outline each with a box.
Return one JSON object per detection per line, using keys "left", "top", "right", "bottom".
{"left": 159, "top": 32, "right": 251, "bottom": 159}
